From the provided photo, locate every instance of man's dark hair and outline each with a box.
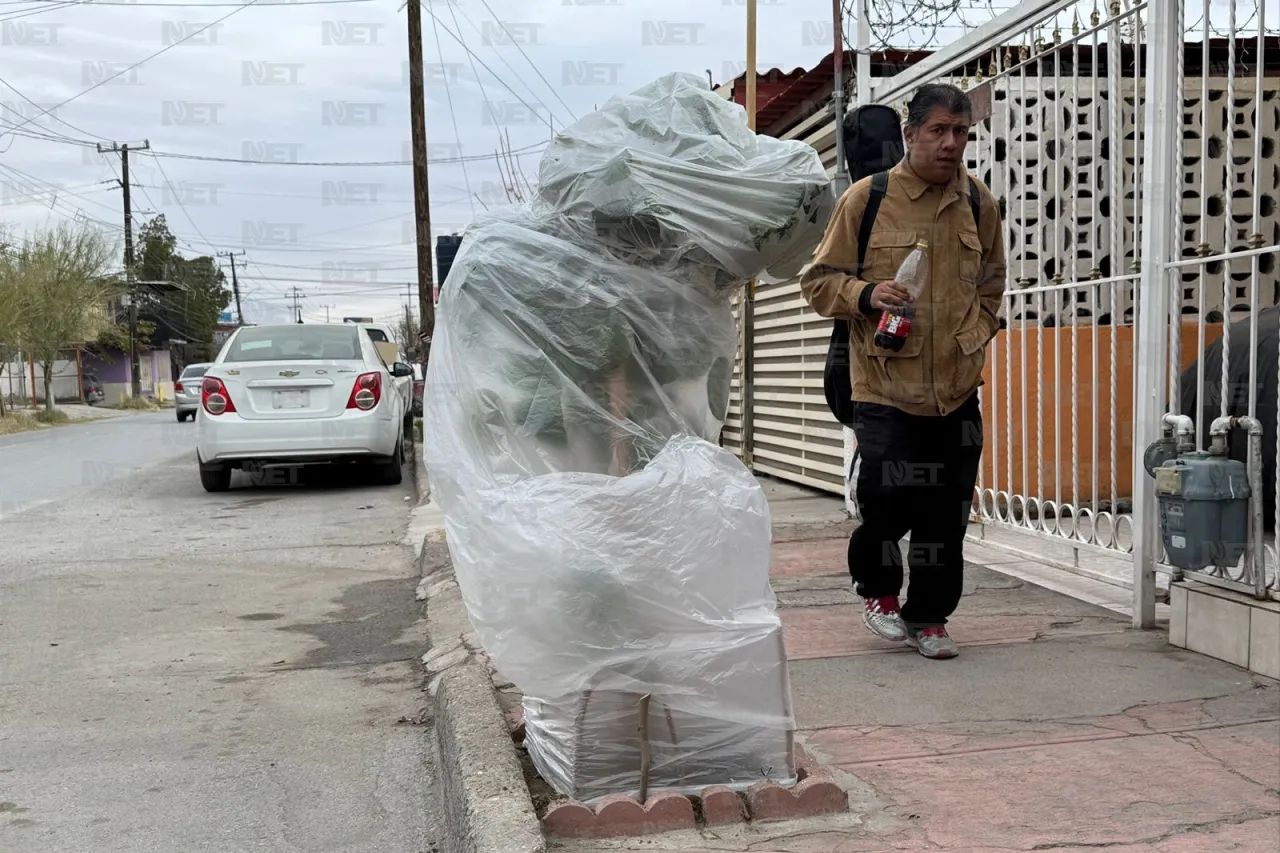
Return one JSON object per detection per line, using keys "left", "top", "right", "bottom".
{"left": 905, "top": 84, "right": 972, "bottom": 130}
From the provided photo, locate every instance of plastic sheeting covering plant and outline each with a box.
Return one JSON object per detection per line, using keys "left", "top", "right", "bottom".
{"left": 423, "top": 73, "right": 833, "bottom": 802}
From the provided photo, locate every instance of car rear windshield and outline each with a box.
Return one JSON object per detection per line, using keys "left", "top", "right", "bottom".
{"left": 223, "top": 326, "right": 362, "bottom": 362}
{"left": 180, "top": 365, "right": 209, "bottom": 379}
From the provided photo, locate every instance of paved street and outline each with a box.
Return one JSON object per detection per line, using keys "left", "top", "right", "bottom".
{"left": 0, "top": 411, "right": 190, "bottom": 520}
{"left": 0, "top": 416, "right": 438, "bottom": 852}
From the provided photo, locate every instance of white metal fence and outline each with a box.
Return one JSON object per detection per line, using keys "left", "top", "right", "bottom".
{"left": 861, "top": 0, "right": 1280, "bottom": 623}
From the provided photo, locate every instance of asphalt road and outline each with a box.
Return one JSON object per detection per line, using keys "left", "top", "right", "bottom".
{"left": 0, "top": 415, "right": 438, "bottom": 852}
{"left": 0, "top": 412, "right": 194, "bottom": 520}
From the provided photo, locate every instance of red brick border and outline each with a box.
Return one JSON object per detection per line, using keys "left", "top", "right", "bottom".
{"left": 539, "top": 774, "right": 848, "bottom": 839}
{"left": 543, "top": 791, "right": 696, "bottom": 839}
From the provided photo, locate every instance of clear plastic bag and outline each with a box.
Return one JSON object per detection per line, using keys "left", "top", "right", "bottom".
{"left": 423, "top": 72, "right": 832, "bottom": 803}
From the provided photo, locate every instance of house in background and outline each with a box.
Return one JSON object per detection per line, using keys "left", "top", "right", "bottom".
{"left": 81, "top": 348, "right": 174, "bottom": 405}
{"left": 79, "top": 293, "right": 176, "bottom": 404}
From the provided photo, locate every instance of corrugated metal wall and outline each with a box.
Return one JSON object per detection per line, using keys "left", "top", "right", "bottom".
{"left": 725, "top": 107, "right": 845, "bottom": 494}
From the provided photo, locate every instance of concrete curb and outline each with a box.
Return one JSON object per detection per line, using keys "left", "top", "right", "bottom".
{"left": 414, "top": 512, "right": 546, "bottom": 853}
{"left": 435, "top": 664, "right": 546, "bottom": 853}
{"left": 410, "top": 440, "right": 425, "bottom": 504}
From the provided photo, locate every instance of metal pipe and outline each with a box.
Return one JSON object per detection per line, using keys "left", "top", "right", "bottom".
{"left": 832, "top": 0, "right": 849, "bottom": 196}
{"left": 1210, "top": 416, "right": 1267, "bottom": 599}
{"left": 855, "top": 0, "right": 870, "bottom": 104}
{"left": 1167, "top": 243, "right": 1280, "bottom": 269}
{"left": 1132, "top": 0, "right": 1178, "bottom": 628}
{"left": 1162, "top": 413, "right": 1195, "bottom": 450}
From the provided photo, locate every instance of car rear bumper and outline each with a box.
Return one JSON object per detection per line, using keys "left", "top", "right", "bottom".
{"left": 196, "top": 409, "right": 398, "bottom": 467}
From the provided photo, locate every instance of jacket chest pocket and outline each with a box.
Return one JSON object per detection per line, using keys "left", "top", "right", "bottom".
{"left": 865, "top": 230, "right": 920, "bottom": 286}
{"left": 958, "top": 230, "right": 982, "bottom": 284}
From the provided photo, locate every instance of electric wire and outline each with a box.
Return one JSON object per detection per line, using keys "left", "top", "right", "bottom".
{"left": 0, "top": 0, "right": 265, "bottom": 138}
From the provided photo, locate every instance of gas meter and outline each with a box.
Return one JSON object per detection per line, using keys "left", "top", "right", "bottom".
{"left": 1144, "top": 438, "right": 1251, "bottom": 573}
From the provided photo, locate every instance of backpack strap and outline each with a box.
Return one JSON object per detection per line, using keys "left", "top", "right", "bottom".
{"left": 967, "top": 176, "right": 981, "bottom": 230}
{"left": 856, "top": 171, "right": 890, "bottom": 278}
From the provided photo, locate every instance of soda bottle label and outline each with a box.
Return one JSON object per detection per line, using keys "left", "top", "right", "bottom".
{"left": 876, "top": 309, "right": 912, "bottom": 339}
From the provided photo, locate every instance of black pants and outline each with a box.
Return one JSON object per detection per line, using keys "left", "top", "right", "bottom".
{"left": 847, "top": 395, "right": 983, "bottom": 628}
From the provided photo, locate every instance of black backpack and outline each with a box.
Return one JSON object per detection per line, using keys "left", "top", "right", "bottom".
{"left": 822, "top": 104, "right": 981, "bottom": 427}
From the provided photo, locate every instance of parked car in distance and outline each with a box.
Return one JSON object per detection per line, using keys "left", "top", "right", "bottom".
{"left": 82, "top": 373, "right": 105, "bottom": 405}
{"left": 174, "top": 362, "right": 211, "bottom": 422}
{"left": 355, "top": 322, "right": 413, "bottom": 416}
{"left": 412, "top": 364, "right": 424, "bottom": 417}
{"left": 195, "top": 323, "right": 415, "bottom": 492}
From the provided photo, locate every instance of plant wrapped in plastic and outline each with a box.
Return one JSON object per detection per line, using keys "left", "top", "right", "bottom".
{"left": 436, "top": 209, "right": 735, "bottom": 477}
{"left": 538, "top": 73, "right": 834, "bottom": 288}
{"left": 424, "top": 72, "right": 832, "bottom": 803}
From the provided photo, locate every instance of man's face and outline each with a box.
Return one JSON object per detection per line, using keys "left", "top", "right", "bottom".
{"left": 904, "top": 107, "right": 971, "bottom": 185}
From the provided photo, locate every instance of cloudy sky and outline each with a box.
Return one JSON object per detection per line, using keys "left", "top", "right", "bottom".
{"left": 0, "top": 0, "right": 1261, "bottom": 327}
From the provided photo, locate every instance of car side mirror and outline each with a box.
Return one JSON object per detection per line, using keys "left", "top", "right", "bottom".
{"left": 392, "top": 362, "right": 413, "bottom": 378}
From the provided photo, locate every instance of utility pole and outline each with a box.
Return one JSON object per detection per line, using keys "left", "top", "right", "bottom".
{"left": 217, "top": 250, "right": 246, "bottom": 325}
{"left": 98, "top": 140, "right": 150, "bottom": 399}
{"left": 831, "top": 0, "right": 850, "bottom": 197}
{"left": 320, "top": 304, "right": 334, "bottom": 323}
{"left": 286, "top": 287, "right": 306, "bottom": 323}
{"left": 406, "top": 0, "right": 436, "bottom": 376}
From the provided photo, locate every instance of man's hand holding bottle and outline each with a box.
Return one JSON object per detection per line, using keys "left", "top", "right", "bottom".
{"left": 870, "top": 281, "right": 914, "bottom": 314}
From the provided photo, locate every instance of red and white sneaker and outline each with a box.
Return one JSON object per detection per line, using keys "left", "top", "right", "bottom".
{"left": 906, "top": 626, "right": 959, "bottom": 659}
{"left": 862, "top": 596, "right": 907, "bottom": 642}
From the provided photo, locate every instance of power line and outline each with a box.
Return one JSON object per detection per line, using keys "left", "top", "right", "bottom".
{"left": 248, "top": 260, "right": 418, "bottom": 272}
{"left": 146, "top": 154, "right": 218, "bottom": 253}
{"left": 429, "top": 2, "right": 475, "bottom": 218}
{"left": 0, "top": 163, "right": 117, "bottom": 214}
{"left": 473, "top": 0, "right": 576, "bottom": 125}
{"left": 128, "top": 181, "right": 474, "bottom": 207}
{"left": 424, "top": 3, "right": 557, "bottom": 133}
{"left": 0, "top": 0, "right": 265, "bottom": 138}
{"left": 0, "top": 1, "right": 77, "bottom": 24}
{"left": 0, "top": 77, "right": 107, "bottom": 143}
{"left": 0, "top": 0, "right": 376, "bottom": 6}
{"left": 140, "top": 142, "right": 547, "bottom": 167}
{"left": 447, "top": 0, "right": 565, "bottom": 129}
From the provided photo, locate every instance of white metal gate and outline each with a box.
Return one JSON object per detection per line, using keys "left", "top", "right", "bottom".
{"left": 860, "top": 0, "right": 1280, "bottom": 624}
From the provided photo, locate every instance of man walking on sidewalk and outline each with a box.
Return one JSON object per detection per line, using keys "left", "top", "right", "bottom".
{"left": 800, "top": 84, "right": 1007, "bottom": 659}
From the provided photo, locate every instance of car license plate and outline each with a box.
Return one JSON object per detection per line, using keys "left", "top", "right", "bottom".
{"left": 272, "top": 390, "right": 308, "bottom": 409}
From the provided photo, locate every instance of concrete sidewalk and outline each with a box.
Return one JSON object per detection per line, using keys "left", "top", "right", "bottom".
{"left": 552, "top": 480, "right": 1280, "bottom": 852}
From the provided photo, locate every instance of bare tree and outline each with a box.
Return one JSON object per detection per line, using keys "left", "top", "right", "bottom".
{"left": 476, "top": 129, "right": 536, "bottom": 210}
{"left": 2, "top": 223, "right": 118, "bottom": 411}
{"left": 393, "top": 309, "right": 421, "bottom": 363}
{"left": 0, "top": 231, "right": 20, "bottom": 416}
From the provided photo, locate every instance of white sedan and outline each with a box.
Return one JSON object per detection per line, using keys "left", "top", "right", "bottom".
{"left": 195, "top": 323, "right": 414, "bottom": 492}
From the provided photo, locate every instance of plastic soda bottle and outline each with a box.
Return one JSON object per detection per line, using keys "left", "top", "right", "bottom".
{"left": 874, "top": 240, "right": 930, "bottom": 352}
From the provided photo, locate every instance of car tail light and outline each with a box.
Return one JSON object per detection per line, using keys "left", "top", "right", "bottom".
{"left": 346, "top": 372, "right": 381, "bottom": 410}
{"left": 202, "top": 376, "right": 236, "bottom": 415}
{"left": 174, "top": 381, "right": 184, "bottom": 393}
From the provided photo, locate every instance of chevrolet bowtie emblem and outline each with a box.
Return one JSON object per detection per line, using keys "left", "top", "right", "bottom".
{"left": 279, "top": 370, "right": 300, "bottom": 377}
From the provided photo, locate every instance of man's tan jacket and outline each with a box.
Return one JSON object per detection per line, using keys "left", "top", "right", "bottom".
{"left": 801, "top": 160, "right": 1007, "bottom": 417}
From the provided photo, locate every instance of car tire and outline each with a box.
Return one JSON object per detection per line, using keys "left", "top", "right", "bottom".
{"left": 200, "top": 466, "right": 232, "bottom": 492}
{"left": 177, "top": 411, "right": 186, "bottom": 423}
{"left": 375, "top": 438, "right": 404, "bottom": 486}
